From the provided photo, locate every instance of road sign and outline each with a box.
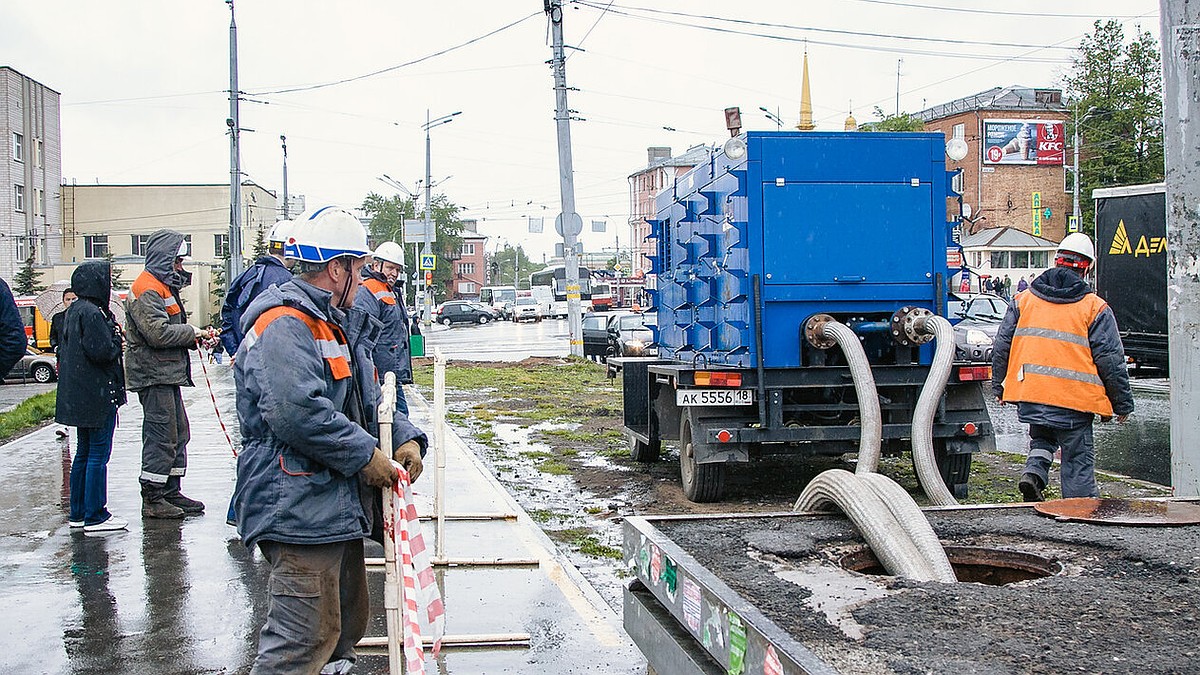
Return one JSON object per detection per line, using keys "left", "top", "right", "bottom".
{"left": 403, "top": 220, "right": 436, "bottom": 245}
{"left": 419, "top": 253, "right": 437, "bottom": 271}
{"left": 1068, "top": 215, "right": 1079, "bottom": 233}
{"left": 554, "top": 212, "right": 583, "bottom": 237}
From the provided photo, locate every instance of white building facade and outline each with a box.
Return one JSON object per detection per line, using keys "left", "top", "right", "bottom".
{"left": 1, "top": 66, "right": 62, "bottom": 279}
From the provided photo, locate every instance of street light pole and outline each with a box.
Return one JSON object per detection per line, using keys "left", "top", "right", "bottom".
{"left": 280, "top": 134, "right": 288, "bottom": 220}
{"left": 226, "top": 0, "right": 244, "bottom": 279}
{"left": 420, "top": 110, "right": 461, "bottom": 327}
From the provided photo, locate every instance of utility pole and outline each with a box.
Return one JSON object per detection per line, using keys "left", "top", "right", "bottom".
{"left": 1161, "top": 0, "right": 1200, "bottom": 496}
{"left": 546, "top": 0, "right": 584, "bottom": 356}
{"left": 226, "top": 0, "right": 244, "bottom": 278}
{"left": 1071, "top": 108, "right": 1080, "bottom": 231}
{"left": 895, "top": 58, "right": 903, "bottom": 117}
{"left": 420, "top": 110, "right": 460, "bottom": 327}
{"left": 280, "top": 135, "right": 288, "bottom": 220}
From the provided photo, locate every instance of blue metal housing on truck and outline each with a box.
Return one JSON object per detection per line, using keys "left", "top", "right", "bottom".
{"left": 648, "top": 131, "right": 955, "bottom": 368}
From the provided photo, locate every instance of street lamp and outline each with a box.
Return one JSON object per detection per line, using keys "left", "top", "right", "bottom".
{"left": 1071, "top": 106, "right": 1099, "bottom": 233}
{"left": 759, "top": 106, "right": 783, "bottom": 131}
{"left": 419, "top": 109, "right": 461, "bottom": 327}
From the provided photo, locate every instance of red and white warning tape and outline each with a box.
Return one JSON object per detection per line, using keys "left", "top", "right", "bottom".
{"left": 196, "top": 351, "right": 238, "bottom": 457}
{"left": 389, "top": 467, "right": 445, "bottom": 674}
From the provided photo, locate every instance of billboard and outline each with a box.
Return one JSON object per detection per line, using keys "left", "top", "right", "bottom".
{"left": 983, "top": 119, "right": 1065, "bottom": 166}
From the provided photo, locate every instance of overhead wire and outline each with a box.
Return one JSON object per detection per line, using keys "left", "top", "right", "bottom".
{"left": 844, "top": 0, "right": 1154, "bottom": 20}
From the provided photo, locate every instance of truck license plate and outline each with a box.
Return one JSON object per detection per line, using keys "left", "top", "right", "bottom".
{"left": 676, "top": 389, "right": 754, "bottom": 406}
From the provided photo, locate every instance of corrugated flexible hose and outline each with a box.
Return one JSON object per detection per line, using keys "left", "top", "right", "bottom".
{"left": 911, "top": 315, "right": 959, "bottom": 506}
{"left": 821, "top": 321, "right": 883, "bottom": 474}
{"left": 858, "top": 473, "right": 957, "bottom": 582}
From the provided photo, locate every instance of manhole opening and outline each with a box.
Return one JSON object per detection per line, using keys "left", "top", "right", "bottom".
{"left": 839, "top": 546, "right": 1061, "bottom": 585}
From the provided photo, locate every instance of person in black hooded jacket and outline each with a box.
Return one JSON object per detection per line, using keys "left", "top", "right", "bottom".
{"left": 55, "top": 260, "right": 129, "bottom": 532}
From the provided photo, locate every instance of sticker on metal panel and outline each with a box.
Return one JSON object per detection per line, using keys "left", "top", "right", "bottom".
{"left": 728, "top": 612, "right": 747, "bottom": 675}
{"left": 661, "top": 555, "right": 678, "bottom": 601}
{"left": 702, "top": 601, "right": 725, "bottom": 650}
{"left": 764, "top": 645, "right": 784, "bottom": 675}
{"left": 638, "top": 539, "right": 650, "bottom": 580}
{"left": 682, "top": 577, "right": 702, "bottom": 632}
{"left": 650, "top": 545, "right": 663, "bottom": 586}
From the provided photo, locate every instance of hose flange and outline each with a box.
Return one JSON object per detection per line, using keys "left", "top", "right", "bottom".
{"left": 891, "top": 306, "right": 935, "bottom": 347}
{"left": 805, "top": 313, "right": 837, "bottom": 350}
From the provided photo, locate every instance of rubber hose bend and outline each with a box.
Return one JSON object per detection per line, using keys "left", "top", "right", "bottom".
{"left": 821, "top": 321, "right": 883, "bottom": 474}
{"left": 858, "top": 473, "right": 957, "bottom": 582}
{"left": 911, "top": 315, "right": 958, "bottom": 506}
{"left": 794, "top": 469, "right": 938, "bottom": 581}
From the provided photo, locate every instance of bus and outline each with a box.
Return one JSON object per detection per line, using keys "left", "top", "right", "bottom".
{"left": 529, "top": 265, "right": 592, "bottom": 318}
{"left": 479, "top": 285, "right": 517, "bottom": 320}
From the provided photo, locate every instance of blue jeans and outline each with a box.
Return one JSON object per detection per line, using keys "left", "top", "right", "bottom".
{"left": 396, "top": 385, "right": 409, "bottom": 416}
{"left": 69, "top": 413, "right": 118, "bottom": 525}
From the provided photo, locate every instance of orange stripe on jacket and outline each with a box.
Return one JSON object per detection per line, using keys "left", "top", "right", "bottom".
{"left": 363, "top": 277, "right": 397, "bottom": 305}
{"left": 131, "top": 271, "right": 181, "bottom": 316}
{"left": 246, "top": 306, "right": 352, "bottom": 380}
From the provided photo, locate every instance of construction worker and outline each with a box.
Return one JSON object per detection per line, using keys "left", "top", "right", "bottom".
{"left": 220, "top": 219, "right": 295, "bottom": 527}
{"left": 125, "top": 229, "right": 208, "bottom": 519}
{"left": 992, "top": 233, "right": 1134, "bottom": 501}
{"left": 220, "top": 219, "right": 294, "bottom": 357}
{"left": 233, "top": 205, "right": 426, "bottom": 674}
{"left": 353, "top": 241, "right": 414, "bottom": 415}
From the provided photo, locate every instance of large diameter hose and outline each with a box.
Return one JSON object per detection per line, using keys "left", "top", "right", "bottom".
{"left": 819, "top": 321, "right": 883, "bottom": 473}
{"left": 911, "top": 315, "right": 958, "bottom": 506}
{"left": 794, "top": 469, "right": 939, "bottom": 581}
{"left": 858, "top": 473, "right": 956, "bottom": 582}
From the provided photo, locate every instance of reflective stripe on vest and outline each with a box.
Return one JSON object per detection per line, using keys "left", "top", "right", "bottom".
{"left": 131, "top": 271, "right": 180, "bottom": 316}
{"left": 1002, "top": 290, "right": 1112, "bottom": 416}
{"left": 363, "top": 277, "right": 396, "bottom": 306}
{"left": 243, "top": 306, "right": 352, "bottom": 380}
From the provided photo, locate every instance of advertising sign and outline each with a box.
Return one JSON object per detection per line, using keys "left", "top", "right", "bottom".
{"left": 983, "top": 119, "right": 1065, "bottom": 166}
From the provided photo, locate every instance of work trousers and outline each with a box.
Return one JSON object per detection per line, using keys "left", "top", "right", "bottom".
{"left": 1023, "top": 422, "right": 1099, "bottom": 498}
{"left": 252, "top": 539, "right": 369, "bottom": 675}
{"left": 137, "top": 385, "right": 190, "bottom": 500}
{"left": 69, "top": 412, "right": 118, "bottom": 525}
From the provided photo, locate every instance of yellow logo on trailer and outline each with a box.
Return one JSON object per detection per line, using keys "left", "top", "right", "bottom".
{"left": 1108, "top": 220, "right": 1167, "bottom": 257}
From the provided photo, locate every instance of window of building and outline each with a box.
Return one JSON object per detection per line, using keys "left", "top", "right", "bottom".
{"left": 1031, "top": 250, "right": 1049, "bottom": 268}
{"left": 12, "top": 133, "right": 22, "bottom": 162}
{"left": 13, "top": 185, "right": 24, "bottom": 212}
{"left": 32, "top": 188, "right": 44, "bottom": 217}
{"left": 952, "top": 123, "right": 965, "bottom": 139}
{"left": 457, "top": 262, "right": 476, "bottom": 276}
{"left": 16, "top": 237, "right": 30, "bottom": 262}
{"left": 131, "top": 234, "right": 151, "bottom": 256}
{"left": 85, "top": 235, "right": 109, "bottom": 259}
{"left": 1010, "top": 251, "right": 1030, "bottom": 268}
{"left": 990, "top": 251, "right": 1009, "bottom": 268}
{"left": 458, "top": 281, "right": 476, "bottom": 294}
{"left": 214, "top": 233, "right": 230, "bottom": 258}
{"left": 459, "top": 242, "right": 476, "bottom": 256}
{"left": 35, "top": 140, "right": 43, "bottom": 168}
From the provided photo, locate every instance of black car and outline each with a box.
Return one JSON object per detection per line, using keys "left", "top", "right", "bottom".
{"left": 4, "top": 347, "right": 58, "bottom": 383}
{"left": 582, "top": 313, "right": 609, "bottom": 359}
{"left": 607, "top": 312, "right": 656, "bottom": 357}
{"left": 434, "top": 301, "right": 495, "bottom": 326}
{"left": 952, "top": 294, "right": 1008, "bottom": 363}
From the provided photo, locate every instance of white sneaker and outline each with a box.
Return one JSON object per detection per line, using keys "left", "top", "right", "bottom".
{"left": 68, "top": 519, "right": 84, "bottom": 528}
{"left": 84, "top": 516, "right": 128, "bottom": 532}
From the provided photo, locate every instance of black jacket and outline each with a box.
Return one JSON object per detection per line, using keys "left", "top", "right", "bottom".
{"left": 0, "top": 278, "right": 25, "bottom": 376}
{"left": 55, "top": 261, "right": 127, "bottom": 428}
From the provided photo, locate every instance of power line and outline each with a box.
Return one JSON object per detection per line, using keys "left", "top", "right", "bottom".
{"left": 845, "top": 0, "right": 1154, "bottom": 19}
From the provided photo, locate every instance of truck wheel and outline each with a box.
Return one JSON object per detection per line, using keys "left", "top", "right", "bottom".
{"left": 679, "top": 413, "right": 725, "bottom": 502}
{"left": 934, "top": 440, "right": 972, "bottom": 499}
{"left": 630, "top": 436, "right": 661, "bottom": 462}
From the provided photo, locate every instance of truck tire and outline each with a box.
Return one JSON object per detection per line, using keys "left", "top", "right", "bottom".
{"left": 630, "top": 436, "right": 661, "bottom": 462}
{"left": 679, "top": 412, "right": 726, "bottom": 502}
{"left": 934, "top": 440, "right": 972, "bottom": 499}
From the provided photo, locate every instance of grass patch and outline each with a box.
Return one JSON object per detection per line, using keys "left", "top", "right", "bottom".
{"left": 0, "top": 391, "right": 57, "bottom": 441}
{"left": 528, "top": 508, "right": 565, "bottom": 524}
{"left": 546, "top": 526, "right": 623, "bottom": 559}
{"left": 520, "top": 450, "right": 556, "bottom": 460}
{"left": 537, "top": 459, "right": 572, "bottom": 475}
{"left": 476, "top": 428, "right": 500, "bottom": 448}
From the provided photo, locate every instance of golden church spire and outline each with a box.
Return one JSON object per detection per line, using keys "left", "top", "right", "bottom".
{"left": 797, "top": 50, "right": 815, "bottom": 131}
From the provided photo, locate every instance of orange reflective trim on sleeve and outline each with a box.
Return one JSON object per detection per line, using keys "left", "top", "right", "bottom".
{"left": 248, "top": 306, "right": 353, "bottom": 381}
{"left": 131, "top": 271, "right": 181, "bottom": 316}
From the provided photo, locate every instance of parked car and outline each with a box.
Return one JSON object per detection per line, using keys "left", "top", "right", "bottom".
{"left": 951, "top": 294, "right": 1008, "bottom": 363}
{"left": 607, "top": 311, "right": 656, "bottom": 357}
{"left": 4, "top": 347, "right": 57, "bottom": 383}
{"left": 512, "top": 296, "right": 543, "bottom": 323}
{"left": 582, "top": 312, "right": 609, "bottom": 359}
{"left": 434, "top": 301, "right": 495, "bottom": 325}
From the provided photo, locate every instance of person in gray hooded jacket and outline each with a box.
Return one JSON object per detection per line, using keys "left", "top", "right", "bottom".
{"left": 125, "top": 229, "right": 208, "bottom": 519}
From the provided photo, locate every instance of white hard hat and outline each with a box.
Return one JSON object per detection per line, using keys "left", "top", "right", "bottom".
{"left": 285, "top": 206, "right": 371, "bottom": 264}
{"left": 176, "top": 238, "right": 191, "bottom": 259}
{"left": 373, "top": 241, "right": 405, "bottom": 268}
{"left": 1056, "top": 233, "right": 1095, "bottom": 263}
{"left": 268, "top": 219, "right": 293, "bottom": 256}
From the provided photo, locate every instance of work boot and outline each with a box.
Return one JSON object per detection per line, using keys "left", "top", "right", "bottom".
{"left": 165, "top": 493, "right": 206, "bottom": 514}
{"left": 142, "top": 498, "right": 186, "bottom": 519}
{"left": 1018, "top": 473, "right": 1045, "bottom": 502}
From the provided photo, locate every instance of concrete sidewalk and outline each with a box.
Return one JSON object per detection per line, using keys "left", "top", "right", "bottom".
{"left": 0, "top": 354, "right": 642, "bottom": 673}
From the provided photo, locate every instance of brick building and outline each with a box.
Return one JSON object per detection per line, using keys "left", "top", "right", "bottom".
{"left": 626, "top": 145, "right": 709, "bottom": 276}
{"left": 916, "top": 86, "right": 1070, "bottom": 243}
{"left": 450, "top": 218, "right": 486, "bottom": 300}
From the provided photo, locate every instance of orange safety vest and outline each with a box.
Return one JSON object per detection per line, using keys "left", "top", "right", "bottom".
{"left": 244, "top": 306, "right": 352, "bottom": 380}
{"left": 1002, "top": 290, "right": 1113, "bottom": 416}
{"left": 131, "top": 271, "right": 181, "bottom": 316}
{"left": 362, "top": 277, "right": 396, "bottom": 306}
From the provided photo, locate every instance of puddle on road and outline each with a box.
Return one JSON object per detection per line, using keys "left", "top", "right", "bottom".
{"left": 748, "top": 549, "right": 890, "bottom": 641}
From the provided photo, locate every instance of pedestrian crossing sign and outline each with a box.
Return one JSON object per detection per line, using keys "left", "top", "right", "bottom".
{"left": 419, "top": 254, "right": 436, "bottom": 271}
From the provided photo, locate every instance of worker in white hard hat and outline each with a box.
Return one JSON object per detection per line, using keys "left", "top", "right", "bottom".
{"left": 219, "top": 219, "right": 296, "bottom": 527}
{"left": 353, "top": 240, "right": 415, "bottom": 414}
{"left": 992, "top": 232, "right": 1133, "bottom": 502}
{"left": 232, "top": 205, "right": 427, "bottom": 674}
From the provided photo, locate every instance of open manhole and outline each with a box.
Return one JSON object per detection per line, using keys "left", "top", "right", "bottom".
{"left": 840, "top": 546, "right": 1061, "bottom": 585}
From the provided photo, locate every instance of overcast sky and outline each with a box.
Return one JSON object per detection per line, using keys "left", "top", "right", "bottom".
{"left": 3, "top": 0, "right": 1160, "bottom": 262}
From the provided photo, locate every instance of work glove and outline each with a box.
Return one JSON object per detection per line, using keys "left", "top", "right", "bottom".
{"left": 394, "top": 440, "right": 424, "bottom": 483}
{"left": 360, "top": 447, "right": 397, "bottom": 488}
{"left": 192, "top": 325, "right": 206, "bottom": 340}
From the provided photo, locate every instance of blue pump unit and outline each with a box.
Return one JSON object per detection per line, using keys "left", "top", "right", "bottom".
{"left": 648, "top": 131, "right": 959, "bottom": 369}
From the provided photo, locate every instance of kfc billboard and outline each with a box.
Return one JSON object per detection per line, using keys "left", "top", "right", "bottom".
{"left": 983, "top": 119, "right": 1065, "bottom": 166}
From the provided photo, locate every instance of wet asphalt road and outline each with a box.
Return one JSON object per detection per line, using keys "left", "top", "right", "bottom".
{"left": 0, "top": 380, "right": 56, "bottom": 412}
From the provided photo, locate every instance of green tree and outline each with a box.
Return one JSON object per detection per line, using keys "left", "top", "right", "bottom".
{"left": 103, "top": 252, "right": 129, "bottom": 290}
{"left": 859, "top": 107, "right": 925, "bottom": 132}
{"left": 12, "top": 256, "right": 45, "bottom": 295}
{"left": 488, "top": 245, "right": 536, "bottom": 288}
{"left": 1064, "top": 20, "right": 1164, "bottom": 234}
{"left": 252, "top": 225, "right": 268, "bottom": 259}
{"left": 361, "top": 191, "right": 464, "bottom": 303}
{"left": 209, "top": 253, "right": 228, "bottom": 327}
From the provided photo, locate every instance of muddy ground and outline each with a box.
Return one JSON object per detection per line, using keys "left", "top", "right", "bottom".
{"left": 413, "top": 357, "right": 1172, "bottom": 610}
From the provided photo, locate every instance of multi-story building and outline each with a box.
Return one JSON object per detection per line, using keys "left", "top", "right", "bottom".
{"left": 626, "top": 145, "right": 709, "bottom": 277}
{"left": 915, "top": 85, "right": 1070, "bottom": 243}
{"left": 450, "top": 218, "right": 486, "bottom": 300}
{"left": 58, "top": 182, "right": 278, "bottom": 324}
{"left": 2, "top": 66, "right": 62, "bottom": 280}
